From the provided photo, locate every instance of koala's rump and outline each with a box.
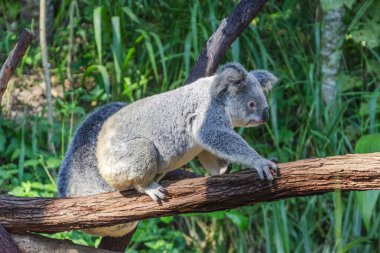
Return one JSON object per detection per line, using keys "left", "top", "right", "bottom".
{"left": 58, "top": 102, "right": 128, "bottom": 197}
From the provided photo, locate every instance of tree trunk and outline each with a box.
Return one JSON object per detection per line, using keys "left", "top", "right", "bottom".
{"left": 321, "top": 6, "right": 346, "bottom": 105}
{"left": 39, "top": 0, "right": 55, "bottom": 152}
{"left": 0, "top": 153, "right": 379, "bottom": 234}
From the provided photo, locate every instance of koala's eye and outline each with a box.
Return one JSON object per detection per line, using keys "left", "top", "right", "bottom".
{"left": 248, "top": 101, "right": 256, "bottom": 108}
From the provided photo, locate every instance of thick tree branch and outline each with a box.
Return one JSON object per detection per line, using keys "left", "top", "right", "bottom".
{"left": 97, "top": 226, "right": 137, "bottom": 252}
{"left": 11, "top": 233, "right": 114, "bottom": 253}
{"left": 185, "top": 0, "right": 268, "bottom": 84}
{"left": 0, "top": 225, "right": 21, "bottom": 253}
{"left": 0, "top": 29, "right": 34, "bottom": 101}
{"left": 0, "top": 153, "right": 379, "bottom": 234}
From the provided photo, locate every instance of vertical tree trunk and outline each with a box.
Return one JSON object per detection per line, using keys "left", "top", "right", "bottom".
{"left": 320, "top": 6, "right": 346, "bottom": 106}
{"left": 39, "top": 0, "right": 55, "bottom": 152}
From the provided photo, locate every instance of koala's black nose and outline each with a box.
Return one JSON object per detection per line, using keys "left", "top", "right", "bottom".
{"left": 261, "top": 107, "right": 269, "bottom": 122}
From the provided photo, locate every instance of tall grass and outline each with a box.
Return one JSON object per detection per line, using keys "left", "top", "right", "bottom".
{"left": 0, "top": 0, "right": 379, "bottom": 252}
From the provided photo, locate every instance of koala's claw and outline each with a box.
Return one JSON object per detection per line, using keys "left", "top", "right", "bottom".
{"left": 137, "top": 182, "right": 167, "bottom": 202}
{"left": 253, "top": 158, "right": 278, "bottom": 181}
{"left": 268, "top": 157, "right": 279, "bottom": 164}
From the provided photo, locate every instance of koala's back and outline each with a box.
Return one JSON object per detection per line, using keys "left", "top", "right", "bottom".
{"left": 58, "top": 102, "right": 127, "bottom": 197}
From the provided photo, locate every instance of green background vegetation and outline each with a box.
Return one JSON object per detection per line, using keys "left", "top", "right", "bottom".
{"left": 0, "top": 0, "right": 380, "bottom": 252}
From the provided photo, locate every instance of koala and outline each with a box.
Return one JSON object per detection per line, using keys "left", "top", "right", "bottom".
{"left": 58, "top": 62, "right": 278, "bottom": 237}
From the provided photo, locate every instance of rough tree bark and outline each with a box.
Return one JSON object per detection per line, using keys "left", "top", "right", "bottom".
{"left": 0, "top": 225, "right": 21, "bottom": 253}
{"left": 11, "top": 234, "right": 114, "bottom": 253}
{"left": 320, "top": 5, "right": 346, "bottom": 106}
{"left": 185, "top": 0, "right": 268, "bottom": 84}
{"left": 1, "top": 153, "right": 380, "bottom": 234}
{"left": 0, "top": 29, "right": 35, "bottom": 101}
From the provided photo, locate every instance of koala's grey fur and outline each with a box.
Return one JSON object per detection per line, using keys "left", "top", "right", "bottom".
{"left": 58, "top": 62, "right": 278, "bottom": 237}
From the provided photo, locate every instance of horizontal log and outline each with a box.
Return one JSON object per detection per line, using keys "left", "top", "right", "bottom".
{"left": 1, "top": 153, "right": 380, "bottom": 234}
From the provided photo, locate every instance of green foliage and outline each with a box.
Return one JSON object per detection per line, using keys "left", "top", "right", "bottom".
{"left": 354, "top": 134, "right": 380, "bottom": 232}
{"left": 0, "top": 0, "right": 379, "bottom": 252}
{"left": 348, "top": 1, "right": 380, "bottom": 49}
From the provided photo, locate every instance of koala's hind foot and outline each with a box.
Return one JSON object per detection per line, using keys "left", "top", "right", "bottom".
{"left": 253, "top": 158, "right": 278, "bottom": 181}
{"left": 136, "top": 182, "right": 167, "bottom": 202}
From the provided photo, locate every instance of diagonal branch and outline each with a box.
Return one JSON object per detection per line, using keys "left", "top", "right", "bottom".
{"left": 0, "top": 153, "right": 379, "bottom": 234}
{"left": 185, "top": 0, "right": 268, "bottom": 84}
{"left": 0, "top": 29, "right": 35, "bottom": 101}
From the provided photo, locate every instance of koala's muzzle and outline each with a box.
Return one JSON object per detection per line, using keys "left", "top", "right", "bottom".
{"left": 261, "top": 107, "right": 269, "bottom": 122}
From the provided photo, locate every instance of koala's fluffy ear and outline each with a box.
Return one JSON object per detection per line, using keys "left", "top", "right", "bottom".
{"left": 249, "top": 70, "right": 278, "bottom": 91}
{"left": 212, "top": 63, "right": 247, "bottom": 99}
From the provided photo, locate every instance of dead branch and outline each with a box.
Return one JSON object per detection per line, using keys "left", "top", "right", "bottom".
{"left": 185, "top": 0, "right": 268, "bottom": 84}
{"left": 0, "top": 153, "right": 379, "bottom": 234}
{"left": 0, "top": 29, "right": 34, "bottom": 101}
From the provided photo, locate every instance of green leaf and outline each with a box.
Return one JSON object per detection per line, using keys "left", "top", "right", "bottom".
{"left": 226, "top": 210, "right": 249, "bottom": 231}
{"left": 136, "top": 29, "right": 158, "bottom": 81}
{"left": 24, "top": 159, "right": 40, "bottom": 167}
{"left": 93, "top": 7, "right": 103, "bottom": 64}
{"left": 111, "top": 16, "right": 122, "bottom": 93}
{"left": 122, "top": 7, "right": 141, "bottom": 24}
{"left": 88, "top": 65, "right": 111, "bottom": 96}
{"left": 355, "top": 134, "right": 380, "bottom": 153}
{"left": 338, "top": 74, "right": 362, "bottom": 92}
{"left": 355, "top": 191, "right": 380, "bottom": 230}
{"left": 207, "top": 210, "right": 226, "bottom": 220}
{"left": 354, "top": 134, "right": 380, "bottom": 230}
{"left": 46, "top": 157, "right": 62, "bottom": 169}
{"left": 340, "top": 237, "right": 370, "bottom": 252}
{"left": 159, "top": 216, "right": 173, "bottom": 224}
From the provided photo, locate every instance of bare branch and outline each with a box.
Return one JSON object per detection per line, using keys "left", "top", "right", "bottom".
{"left": 0, "top": 153, "right": 379, "bottom": 234}
{"left": 0, "top": 29, "right": 34, "bottom": 101}
{"left": 0, "top": 225, "right": 21, "bottom": 253}
{"left": 185, "top": 0, "right": 268, "bottom": 84}
{"left": 11, "top": 233, "right": 114, "bottom": 253}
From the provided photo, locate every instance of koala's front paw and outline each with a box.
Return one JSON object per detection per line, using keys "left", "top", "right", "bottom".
{"left": 136, "top": 182, "right": 167, "bottom": 202}
{"left": 253, "top": 158, "right": 278, "bottom": 181}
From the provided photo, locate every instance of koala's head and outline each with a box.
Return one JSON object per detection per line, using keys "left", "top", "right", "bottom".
{"left": 211, "top": 63, "right": 278, "bottom": 127}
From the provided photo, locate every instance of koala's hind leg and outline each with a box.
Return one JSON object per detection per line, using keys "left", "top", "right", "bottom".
{"left": 98, "top": 138, "right": 166, "bottom": 201}
{"left": 197, "top": 150, "right": 230, "bottom": 176}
